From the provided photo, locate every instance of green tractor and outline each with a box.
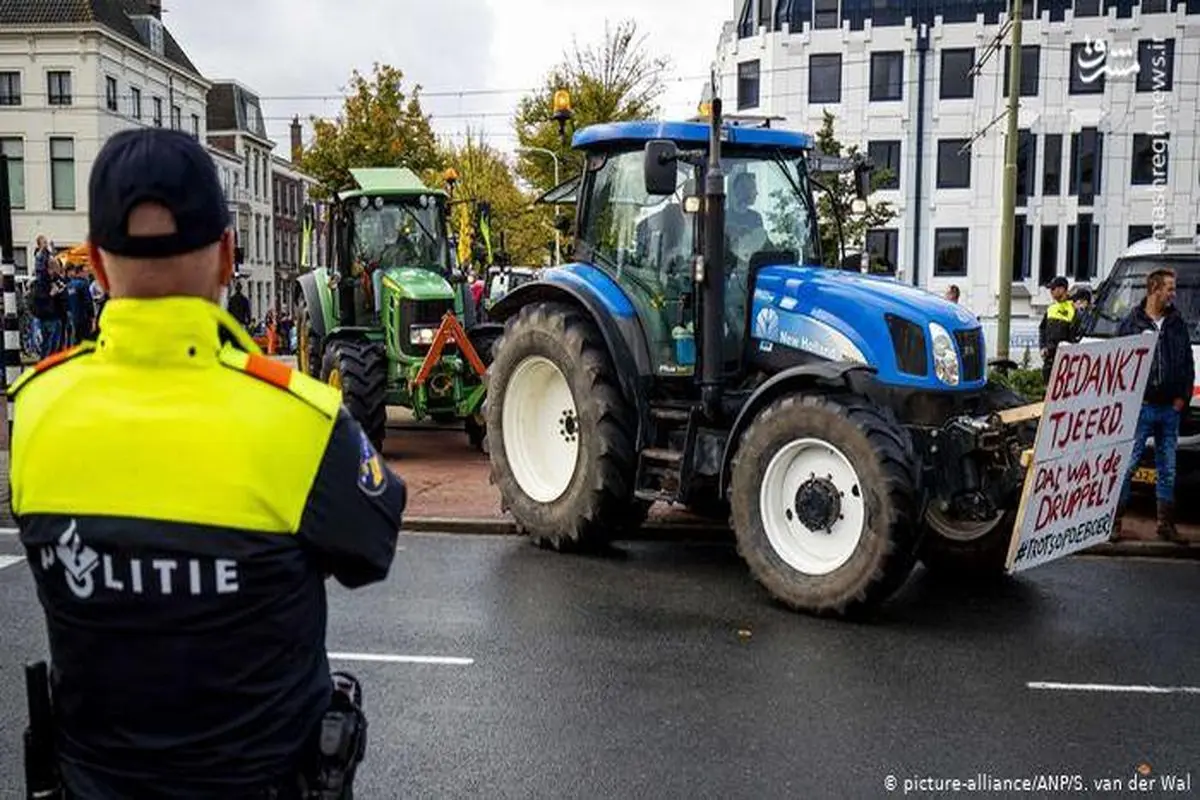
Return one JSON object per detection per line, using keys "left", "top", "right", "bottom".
{"left": 293, "top": 167, "right": 500, "bottom": 453}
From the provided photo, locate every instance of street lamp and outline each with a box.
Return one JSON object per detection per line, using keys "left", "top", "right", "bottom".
{"left": 517, "top": 146, "right": 562, "bottom": 266}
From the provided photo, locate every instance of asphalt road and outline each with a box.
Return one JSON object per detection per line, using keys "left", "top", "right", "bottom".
{"left": 1, "top": 531, "right": 1198, "bottom": 798}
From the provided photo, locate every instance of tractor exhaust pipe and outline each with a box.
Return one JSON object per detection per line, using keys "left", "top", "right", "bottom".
{"left": 701, "top": 96, "right": 726, "bottom": 421}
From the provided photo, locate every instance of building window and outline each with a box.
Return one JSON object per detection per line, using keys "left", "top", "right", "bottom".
{"left": 105, "top": 76, "right": 118, "bottom": 111}
{"left": 13, "top": 246, "right": 28, "bottom": 276}
{"left": 1131, "top": 133, "right": 1168, "bottom": 185}
{"left": 1141, "top": 0, "right": 1168, "bottom": 10}
{"left": 1128, "top": 225, "right": 1154, "bottom": 246}
{"left": 1016, "top": 130, "right": 1036, "bottom": 205}
{"left": 0, "top": 72, "right": 21, "bottom": 105}
{"left": 1039, "top": 225, "right": 1058, "bottom": 286}
{"left": 814, "top": 0, "right": 839, "bottom": 29}
{"left": 1069, "top": 128, "right": 1103, "bottom": 205}
{"left": 1012, "top": 215, "right": 1032, "bottom": 281}
{"left": 47, "top": 71, "right": 71, "bottom": 105}
{"left": 867, "top": 140, "right": 901, "bottom": 190}
{"left": 1066, "top": 214, "right": 1099, "bottom": 281}
{"left": 1074, "top": 0, "right": 1101, "bottom": 14}
{"left": 153, "top": 97, "right": 163, "bottom": 127}
{"left": 1137, "top": 39, "right": 1174, "bottom": 92}
{"left": 253, "top": 152, "right": 260, "bottom": 197}
{"left": 171, "top": 105, "right": 181, "bottom": 129}
{"left": 869, "top": 52, "right": 903, "bottom": 101}
{"left": 130, "top": 86, "right": 142, "bottom": 119}
{"left": 737, "top": 60, "right": 760, "bottom": 110}
{"left": 191, "top": 114, "right": 200, "bottom": 138}
{"left": 50, "top": 137, "right": 75, "bottom": 210}
{"left": 1, "top": 138, "right": 24, "bottom": 209}
{"left": 1003, "top": 45, "right": 1040, "bottom": 97}
{"left": 1069, "top": 43, "right": 1105, "bottom": 94}
{"left": 737, "top": 0, "right": 754, "bottom": 38}
{"left": 934, "top": 229, "right": 969, "bottom": 277}
{"left": 809, "top": 54, "right": 842, "bottom": 103}
{"left": 940, "top": 48, "right": 975, "bottom": 100}
{"left": 936, "top": 140, "right": 971, "bottom": 189}
{"left": 1043, "top": 134, "right": 1062, "bottom": 196}
{"left": 865, "top": 229, "right": 899, "bottom": 274}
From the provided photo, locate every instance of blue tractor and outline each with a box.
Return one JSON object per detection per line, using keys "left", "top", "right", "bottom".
{"left": 484, "top": 100, "right": 1034, "bottom": 617}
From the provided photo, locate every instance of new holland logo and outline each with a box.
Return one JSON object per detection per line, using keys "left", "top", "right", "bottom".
{"left": 754, "top": 307, "right": 780, "bottom": 340}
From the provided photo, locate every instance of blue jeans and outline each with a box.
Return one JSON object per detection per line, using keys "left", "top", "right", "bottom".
{"left": 37, "top": 319, "right": 63, "bottom": 359}
{"left": 1118, "top": 404, "right": 1180, "bottom": 506}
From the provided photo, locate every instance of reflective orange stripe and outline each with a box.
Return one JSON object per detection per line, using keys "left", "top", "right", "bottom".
{"left": 34, "top": 345, "right": 84, "bottom": 372}
{"left": 243, "top": 353, "right": 293, "bottom": 390}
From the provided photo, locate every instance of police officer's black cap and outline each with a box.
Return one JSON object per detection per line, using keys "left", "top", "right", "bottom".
{"left": 89, "top": 127, "right": 230, "bottom": 259}
{"left": 1048, "top": 276, "right": 1069, "bottom": 290}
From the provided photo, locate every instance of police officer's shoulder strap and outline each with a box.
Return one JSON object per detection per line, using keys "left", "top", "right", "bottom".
{"left": 5, "top": 340, "right": 97, "bottom": 400}
{"left": 217, "top": 345, "right": 342, "bottom": 418}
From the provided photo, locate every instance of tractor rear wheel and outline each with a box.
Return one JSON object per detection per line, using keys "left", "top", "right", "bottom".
{"left": 322, "top": 340, "right": 387, "bottom": 453}
{"left": 917, "top": 383, "right": 1037, "bottom": 580}
{"left": 729, "top": 393, "right": 922, "bottom": 617}
{"left": 485, "top": 302, "right": 648, "bottom": 550}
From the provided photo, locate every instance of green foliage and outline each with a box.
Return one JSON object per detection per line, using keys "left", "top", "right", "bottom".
{"left": 437, "top": 129, "right": 553, "bottom": 268}
{"left": 513, "top": 19, "right": 670, "bottom": 194}
{"left": 809, "top": 111, "right": 898, "bottom": 269}
{"left": 989, "top": 367, "right": 1046, "bottom": 402}
{"left": 300, "top": 64, "right": 441, "bottom": 201}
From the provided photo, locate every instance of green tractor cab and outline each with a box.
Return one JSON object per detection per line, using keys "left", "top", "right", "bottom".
{"left": 294, "top": 167, "right": 495, "bottom": 452}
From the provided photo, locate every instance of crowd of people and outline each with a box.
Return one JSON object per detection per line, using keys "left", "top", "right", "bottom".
{"left": 26, "top": 235, "right": 107, "bottom": 359}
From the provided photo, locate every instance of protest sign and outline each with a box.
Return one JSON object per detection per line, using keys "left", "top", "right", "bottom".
{"left": 1006, "top": 331, "right": 1159, "bottom": 573}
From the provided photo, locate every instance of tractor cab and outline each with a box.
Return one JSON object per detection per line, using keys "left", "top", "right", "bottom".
{"left": 328, "top": 167, "right": 456, "bottom": 331}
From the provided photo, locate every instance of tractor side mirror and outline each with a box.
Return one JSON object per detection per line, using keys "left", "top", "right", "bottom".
{"left": 644, "top": 140, "right": 679, "bottom": 196}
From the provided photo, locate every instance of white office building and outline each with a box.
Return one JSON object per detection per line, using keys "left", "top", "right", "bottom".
{"left": 0, "top": 0, "right": 209, "bottom": 273}
{"left": 711, "top": 0, "right": 1200, "bottom": 356}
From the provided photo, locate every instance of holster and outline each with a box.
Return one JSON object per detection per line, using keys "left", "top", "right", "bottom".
{"left": 24, "top": 661, "right": 65, "bottom": 800}
{"left": 301, "top": 671, "right": 368, "bottom": 800}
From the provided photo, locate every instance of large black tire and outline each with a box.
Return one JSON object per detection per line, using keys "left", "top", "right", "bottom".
{"left": 917, "top": 383, "right": 1037, "bottom": 580}
{"left": 295, "top": 293, "right": 323, "bottom": 379}
{"left": 322, "top": 340, "right": 387, "bottom": 453}
{"left": 485, "top": 301, "right": 649, "bottom": 550}
{"left": 729, "top": 393, "right": 922, "bottom": 617}
{"left": 464, "top": 327, "right": 503, "bottom": 452}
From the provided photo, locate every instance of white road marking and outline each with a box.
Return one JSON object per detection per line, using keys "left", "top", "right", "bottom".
{"left": 0, "top": 555, "right": 25, "bottom": 570}
{"left": 328, "top": 652, "right": 474, "bottom": 666}
{"left": 1028, "top": 681, "right": 1200, "bottom": 695}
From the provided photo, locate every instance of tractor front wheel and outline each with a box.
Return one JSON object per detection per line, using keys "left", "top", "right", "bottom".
{"left": 485, "top": 302, "right": 647, "bottom": 550}
{"left": 322, "top": 340, "right": 387, "bottom": 453}
{"left": 295, "top": 294, "right": 323, "bottom": 379}
{"left": 729, "top": 393, "right": 922, "bottom": 617}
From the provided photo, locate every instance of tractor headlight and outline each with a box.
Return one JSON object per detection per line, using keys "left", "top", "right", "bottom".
{"left": 410, "top": 325, "right": 437, "bottom": 346}
{"left": 929, "top": 322, "right": 959, "bottom": 386}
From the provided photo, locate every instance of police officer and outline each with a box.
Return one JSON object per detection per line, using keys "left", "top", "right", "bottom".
{"left": 7, "top": 127, "right": 406, "bottom": 798}
{"left": 1039, "top": 275, "right": 1080, "bottom": 383}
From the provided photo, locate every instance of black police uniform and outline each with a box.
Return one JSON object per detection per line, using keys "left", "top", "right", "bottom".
{"left": 7, "top": 128, "right": 406, "bottom": 798}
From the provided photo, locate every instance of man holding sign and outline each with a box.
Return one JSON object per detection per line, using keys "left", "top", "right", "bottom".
{"left": 1112, "top": 268, "right": 1195, "bottom": 542}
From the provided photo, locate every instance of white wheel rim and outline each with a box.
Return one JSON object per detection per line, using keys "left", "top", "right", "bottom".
{"left": 501, "top": 355, "right": 580, "bottom": 503}
{"left": 759, "top": 438, "right": 867, "bottom": 576}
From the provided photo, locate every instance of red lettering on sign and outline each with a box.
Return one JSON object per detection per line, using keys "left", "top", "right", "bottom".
{"left": 1047, "top": 347, "right": 1152, "bottom": 403}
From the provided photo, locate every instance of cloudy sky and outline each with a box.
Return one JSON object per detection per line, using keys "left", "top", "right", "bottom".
{"left": 162, "top": 0, "right": 734, "bottom": 160}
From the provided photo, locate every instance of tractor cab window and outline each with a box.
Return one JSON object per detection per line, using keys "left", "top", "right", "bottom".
{"left": 582, "top": 149, "right": 698, "bottom": 372}
{"left": 351, "top": 198, "right": 449, "bottom": 273}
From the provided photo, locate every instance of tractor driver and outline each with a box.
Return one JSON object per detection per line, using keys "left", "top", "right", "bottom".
{"left": 724, "top": 170, "right": 769, "bottom": 354}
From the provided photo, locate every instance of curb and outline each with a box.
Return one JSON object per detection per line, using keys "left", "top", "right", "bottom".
{"left": 401, "top": 516, "right": 1200, "bottom": 560}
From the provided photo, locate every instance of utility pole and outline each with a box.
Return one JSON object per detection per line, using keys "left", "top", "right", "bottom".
{"left": 996, "top": 0, "right": 1023, "bottom": 360}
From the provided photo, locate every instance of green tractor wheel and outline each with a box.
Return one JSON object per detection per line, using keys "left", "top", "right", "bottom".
{"left": 295, "top": 295, "right": 323, "bottom": 379}
{"left": 321, "top": 340, "right": 388, "bottom": 454}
